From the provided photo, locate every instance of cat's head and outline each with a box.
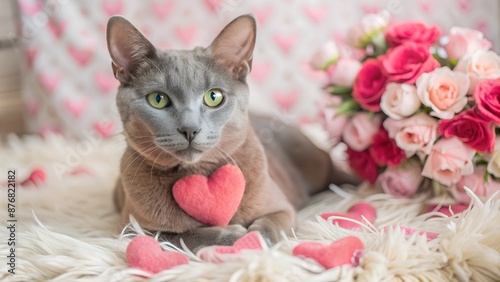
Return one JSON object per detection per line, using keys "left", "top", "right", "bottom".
{"left": 106, "top": 15, "right": 256, "bottom": 165}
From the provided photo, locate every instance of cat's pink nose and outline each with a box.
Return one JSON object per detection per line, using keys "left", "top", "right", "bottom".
{"left": 178, "top": 126, "right": 201, "bottom": 143}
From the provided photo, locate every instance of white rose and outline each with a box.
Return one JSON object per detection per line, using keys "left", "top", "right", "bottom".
{"left": 346, "top": 11, "right": 390, "bottom": 48}
{"left": 380, "top": 83, "right": 421, "bottom": 120}
{"left": 416, "top": 67, "right": 469, "bottom": 119}
{"left": 310, "top": 41, "right": 339, "bottom": 70}
{"left": 488, "top": 149, "right": 500, "bottom": 178}
{"left": 455, "top": 49, "right": 500, "bottom": 93}
{"left": 328, "top": 59, "right": 362, "bottom": 87}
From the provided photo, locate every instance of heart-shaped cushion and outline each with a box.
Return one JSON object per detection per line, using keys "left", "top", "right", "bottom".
{"left": 197, "top": 231, "right": 267, "bottom": 263}
{"left": 172, "top": 164, "right": 245, "bottom": 226}
{"left": 126, "top": 236, "right": 189, "bottom": 274}
{"left": 293, "top": 236, "right": 364, "bottom": 269}
{"left": 426, "top": 204, "right": 468, "bottom": 217}
{"left": 320, "top": 202, "right": 377, "bottom": 229}
{"left": 383, "top": 226, "right": 438, "bottom": 240}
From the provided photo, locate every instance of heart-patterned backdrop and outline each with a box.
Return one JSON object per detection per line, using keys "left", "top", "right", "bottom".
{"left": 15, "top": 0, "right": 500, "bottom": 139}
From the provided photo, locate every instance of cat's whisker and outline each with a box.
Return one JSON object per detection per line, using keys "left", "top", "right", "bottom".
{"left": 121, "top": 143, "right": 158, "bottom": 176}
{"left": 215, "top": 146, "right": 238, "bottom": 166}
{"left": 131, "top": 147, "right": 161, "bottom": 186}
{"left": 150, "top": 149, "right": 164, "bottom": 181}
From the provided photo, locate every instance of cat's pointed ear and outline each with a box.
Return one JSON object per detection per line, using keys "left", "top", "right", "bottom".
{"left": 209, "top": 15, "right": 256, "bottom": 80}
{"left": 106, "top": 16, "right": 157, "bottom": 84}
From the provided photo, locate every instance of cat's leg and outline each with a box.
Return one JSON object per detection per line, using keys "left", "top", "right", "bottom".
{"left": 113, "top": 178, "right": 125, "bottom": 211}
{"left": 160, "top": 225, "right": 247, "bottom": 252}
{"left": 247, "top": 211, "right": 295, "bottom": 244}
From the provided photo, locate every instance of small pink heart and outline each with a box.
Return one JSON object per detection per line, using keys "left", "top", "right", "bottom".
{"left": 68, "top": 46, "right": 94, "bottom": 67}
{"left": 301, "top": 61, "right": 326, "bottom": 79}
{"left": 197, "top": 231, "right": 267, "bottom": 263}
{"left": 383, "top": 226, "right": 438, "bottom": 240}
{"left": 93, "top": 121, "right": 116, "bottom": 138}
{"left": 321, "top": 202, "right": 377, "bottom": 230}
{"left": 203, "top": 0, "right": 223, "bottom": 12}
{"left": 361, "top": 5, "right": 380, "bottom": 14}
{"left": 274, "top": 90, "right": 299, "bottom": 112}
{"left": 458, "top": 0, "right": 471, "bottom": 11}
{"left": 19, "top": 0, "right": 42, "bottom": 16}
{"left": 126, "top": 236, "right": 189, "bottom": 274}
{"left": 151, "top": 0, "right": 174, "bottom": 20}
{"left": 47, "top": 20, "right": 67, "bottom": 38}
{"left": 304, "top": 6, "right": 327, "bottom": 23}
{"left": 39, "top": 125, "right": 62, "bottom": 138}
{"left": 102, "top": 0, "right": 124, "bottom": 16}
{"left": 175, "top": 26, "right": 198, "bottom": 46}
{"left": 64, "top": 97, "right": 89, "bottom": 118}
{"left": 69, "top": 167, "right": 93, "bottom": 176}
{"left": 94, "top": 72, "right": 119, "bottom": 93}
{"left": 420, "top": 1, "right": 431, "bottom": 13}
{"left": 172, "top": 164, "right": 245, "bottom": 226}
{"left": 274, "top": 35, "right": 298, "bottom": 53}
{"left": 293, "top": 236, "right": 364, "bottom": 269}
{"left": 253, "top": 7, "right": 272, "bottom": 25}
{"left": 250, "top": 62, "right": 271, "bottom": 83}
{"left": 39, "top": 73, "right": 62, "bottom": 93}
{"left": 25, "top": 100, "right": 40, "bottom": 117}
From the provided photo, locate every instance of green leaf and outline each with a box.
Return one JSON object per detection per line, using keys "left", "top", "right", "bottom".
{"left": 336, "top": 99, "right": 361, "bottom": 116}
{"left": 326, "top": 86, "right": 353, "bottom": 95}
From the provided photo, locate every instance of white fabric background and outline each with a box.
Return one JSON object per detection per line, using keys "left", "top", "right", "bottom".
{"left": 16, "top": 0, "right": 500, "bottom": 139}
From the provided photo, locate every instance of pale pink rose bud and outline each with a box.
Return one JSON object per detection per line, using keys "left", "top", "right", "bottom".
{"left": 327, "top": 59, "right": 362, "bottom": 87}
{"left": 451, "top": 166, "right": 500, "bottom": 204}
{"left": 342, "top": 113, "right": 382, "bottom": 151}
{"left": 346, "top": 11, "right": 390, "bottom": 49}
{"left": 310, "top": 41, "right": 340, "bottom": 70}
{"left": 416, "top": 67, "right": 469, "bottom": 119}
{"left": 455, "top": 50, "right": 500, "bottom": 93}
{"left": 378, "top": 159, "right": 423, "bottom": 198}
{"left": 317, "top": 95, "right": 347, "bottom": 140}
{"left": 383, "top": 113, "right": 438, "bottom": 158}
{"left": 380, "top": 83, "right": 421, "bottom": 120}
{"left": 422, "top": 137, "right": 476, "bottom": 186}
{"left": 445, "top": 27, "right": 493, "bottom": 60}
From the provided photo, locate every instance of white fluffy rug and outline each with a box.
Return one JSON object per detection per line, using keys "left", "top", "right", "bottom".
{"left": 0, "top": 134, "right": 499, "bottom": 282}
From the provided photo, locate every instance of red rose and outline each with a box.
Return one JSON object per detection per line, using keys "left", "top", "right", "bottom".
{"left": 369, "top": 128, "right": 406, "bottom": 167}
{"left": 474, "top": 78, "right": 500, "bottom": 125}
{"left": 385, "top": 22, "right": 441, "bottom": 47}
{"left": 439, "top": 109, "right": 495, "bottom": 153}
{"left": 346, "top": 147, "right": 379, "bottom": 184}
{"left": 381, "top": 42, "right": 440, "bottom": 84}
{"left": 352, "top": 59, "right": 388, "bottom": 111}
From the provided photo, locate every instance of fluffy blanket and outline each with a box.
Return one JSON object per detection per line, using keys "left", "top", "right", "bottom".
{"left": 0, "top": 134, "right": 499, "bottom": 281}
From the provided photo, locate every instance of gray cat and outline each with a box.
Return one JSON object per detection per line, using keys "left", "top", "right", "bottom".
{"left": 107, "top": 14, "right": 357, "bottom": 251}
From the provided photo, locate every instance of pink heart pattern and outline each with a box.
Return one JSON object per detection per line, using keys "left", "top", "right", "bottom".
{"left": 274, "top": 35, "right": 298, "bottom": 54}
{"left": 94, "top": 73, "right": 119, "bottom": 93}
{"left": 152, "top": 0, "right": 174, "bottom": 20}
{"left": 203, "top": 0, "right": 223, "bottom": 12}
{"left": 253, "top": 7, "right": 272, "bottom": 26}
{"left": 39, "top": 73, "right": 62, "bottom": 93}
{"left": 64, "top": 97, "right": 90, "bottom": 118}
{"left": 19, "top": 0, "right": 42, "bottom": 16}
{"left": 47, "top": 20, "right": 67, "bottom": 39}
{"left": 93, "top": 121, "right": 115, "bottom": 138}
{"left": 274, "top": 90, "right": 299, "bottom": 111}
{"left": 304, "top": 6, "right": 327, "bottom": 23}
{"left": 250, "top": 62, "right": 271, "bottom": 83}
{"left": 102, "top": 0, "right": 124, "bottom": 16}
{"left": 175, "top": 26, "right": 198, "bottom": 46}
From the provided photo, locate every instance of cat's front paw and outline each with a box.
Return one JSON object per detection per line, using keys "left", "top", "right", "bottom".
{"left": 215, "top": 224, "right": 248, "bottom": 246}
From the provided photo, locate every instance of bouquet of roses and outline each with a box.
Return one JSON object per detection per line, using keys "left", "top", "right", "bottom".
{"left": 313, "top": 11, "right": 500, "bottom": 203}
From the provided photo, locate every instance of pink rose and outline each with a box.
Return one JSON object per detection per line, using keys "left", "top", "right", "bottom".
{"left": 378, "top": 159, "right": 424, "bottom": 198}
{"left": 451, "top": 166, "right": 500, "bottom": 204}
{"left": 445, "top": 27, "right": 492, "bottom": 60}
{"left": 439, "top": 109, "right": 496, "bottom": 153}
{"left": 380, "top": 83, "right": 421, "bottom": 120}
{"left": 310, "top": 41, "right": 340, "bottom": 70}
{"left": 327, "top": 58, "right": 362, "bottom": 87}
{"left": 422, "top": 137, "right": 476, "bottom": 186}
{"left": 369, "top": 128, "right": 406, "bottom": 167}
{"left": 416, "top": 67, "right": 469, "bottom": 119}
{"left": 318, "top": 95, "right": 348, "bottom": 140}
{"left": 352, "top": 59, "right": 388, "bottom": 111}
{"left": 385, "top": 22, "right": 441, "bottom": 47}
{"left": 455, "top": 50, "right": 500, "bottom": 93}
{"left": 474, "top": 78, "right": 500, "bottom": 125}
{"left": 383, "top": 113, "right": 438, "bottom": 158}
{"left": 382, "top": 42, "right": 440, "bottom": 84}
{"left": 342, "top": 113, "right": 381, "bottom": 151}
{"left": 347, "top": 148, "right": 379, "bottom": 184}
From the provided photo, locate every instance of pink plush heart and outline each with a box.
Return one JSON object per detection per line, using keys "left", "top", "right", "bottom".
{"left": 383, "top": 226, "right": 438, "bottom": 240}
{"left": 172, "top": 164, "right": 245, "bottom": 226}
{"left": 321, "top": 202, "right": 377, "bottom": 230}
{"left": 197, "top": 231, "right": 267, "bottom": 263}
{"left": 293, "top": 236, "right": 364, "bottom": 269}
{"left": 126, "top": 236, "right": 189, "bottom": 274}
{"left": 20, "top": 168, "right": 46, "bottom": 187}
{"left": 39, "top": 73, "right": 62, "bottom": 93}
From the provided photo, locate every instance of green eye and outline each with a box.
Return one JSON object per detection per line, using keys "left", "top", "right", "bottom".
{"left": 147, "top": 92, "right": 170, "bottom": 108}
{"left": 203, "top": 89, "right": 224, "bottom": 107}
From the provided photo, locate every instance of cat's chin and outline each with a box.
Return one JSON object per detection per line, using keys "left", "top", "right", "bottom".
{"left": 173, "top": 148, "right": 204, "bottom": 164}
